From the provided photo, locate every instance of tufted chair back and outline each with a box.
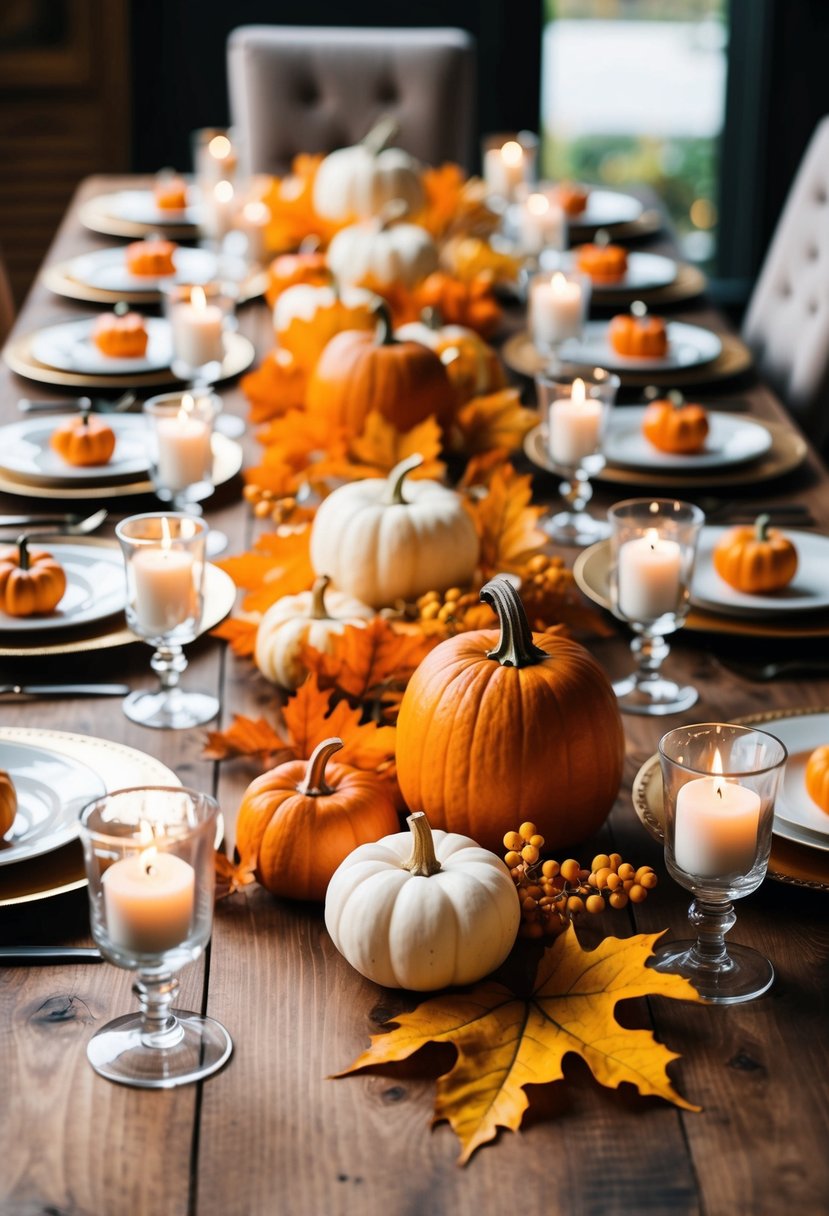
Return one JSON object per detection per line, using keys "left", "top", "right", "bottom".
{"left": 227, "top": 25, "right": 476, "bottom": 175}
{"left": 743, "top": 116, "right": 829, "bottom": 452}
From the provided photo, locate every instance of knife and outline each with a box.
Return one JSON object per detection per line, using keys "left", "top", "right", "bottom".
{"left": 0, "top": 683, "right": 130, "bottom": 697}
{"left": 0, "top": 946, "right": 103, "bottom": 964}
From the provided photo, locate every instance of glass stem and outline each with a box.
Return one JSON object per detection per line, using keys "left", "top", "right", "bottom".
{"left": 630, "top": 632, "right": 669, "bottom": 687}
{"left": 558, "top": 469, "right": 592, "bottom": 512}
{"left": 686, "top": 897, "right": 737, "bottom": 972}
{"left": 151, "top": 644, "right": 188, "bottom": 692}
{"left": 134, "top": 972, "right": 184, "bottom": 1049}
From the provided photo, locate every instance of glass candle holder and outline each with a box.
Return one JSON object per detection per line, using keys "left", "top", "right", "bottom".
{"left": 116, "top": 512, "right": 219, "bottom": 730}
{"left": 652, "top": 723, "right": 787, "bottom": 1003}
{"left": 529, "top": 269, "right": 591, "bottom": 357}
{"left": 481, "top": 131, "right": 539, "bottom": 204}
{"left": 508, "top": 191, "right": 567, "bottom": 260}
{"left": 144, "top": 390, "right": 219, "bottom": 509}
{"left": 191, "top": 127, "right": 239, "bottom": 189}
{"left": 535, "top": 364, "right": 619, "bottom": 546}
{"left": 162, "top": 281, "right": 236, "bottom": 386}
{"left": 608, "top": 498, "right": 704, "bottom": 715}
{"left": 80, "top": 786, "right": 232, "bottom": 1086}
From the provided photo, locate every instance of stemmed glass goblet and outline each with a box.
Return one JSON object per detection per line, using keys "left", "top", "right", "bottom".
{"left": 161, "top": 280, "right": 236, "bottom": 387}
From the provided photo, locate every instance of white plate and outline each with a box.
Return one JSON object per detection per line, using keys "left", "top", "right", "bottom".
{"left": 559, "top": 320, "right": 723, "bottom": 373}
{"left": 567, "top": 189, "right": 643, "bottom": 228}
{"left": 603, "top": 407, "right": 773, "bottom": 471}
{"left": 0, "top": 413, "right": 150, "bottom": 484}
{"left": 763, "top": 713, "right": 829, "bottom": 847}
{"left": 0, "top": 541, "right": 126, "bottom": 634}
{"left": 543, "top": 251, "right": 677, "bottom": 293}
{"left": 30, "top": 317, "right": 172, "bottom": 375}
{"left": 95, "top": 189, "right": 203, "bottom": 228}
{"left": 693, "top": 528, "right": 829, "bottom": 618}
{"left": 66, "top": 246, "right": 216, "bottom": 293}
{"left": 0, "top": 740, "right": 106, "bottom": 866}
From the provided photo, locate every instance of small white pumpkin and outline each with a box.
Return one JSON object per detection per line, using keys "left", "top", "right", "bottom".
{"left": 327, "top": 213, "right": 439, "bottom": 290}
{"left": 325, "top": 811, "right": 520, "bottom": 990}
{"left": 254, "top": 575, "right": 374, "bottom": 690}
{"left": 309, "top": 454, "right": 480, "bottom": 609}
{"left": 312, "top": 119, "right": 425, "bottom": 222}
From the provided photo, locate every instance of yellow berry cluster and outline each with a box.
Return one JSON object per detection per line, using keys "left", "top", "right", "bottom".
{"left": 521, "top": 553, "right": 571, "bottom": 592}
{"left": 243, "top": 484, "right": 299, "bottom": 526}
{"left": 416, "top": 586, "right": 479, "bottom": 630}
{"left": 503, "top": 822, "right": 658, "bottom": 939}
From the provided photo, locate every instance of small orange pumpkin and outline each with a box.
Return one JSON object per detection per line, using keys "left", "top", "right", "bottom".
{"left": 712, "top": 514, "right": 798, "bottom": 594}
{"left": 154, "top": 176, "right": 188, "bottom": 211}
{"left": 306, "top": 305, "right": 457, "bottom": 437}
{"left": 0, "top": 538, "right": 67, "bottom": 617}
{"left": 553, "top": 182, "right": 590, "bottom": 216}
{"left": 609, "top": 312, "right": 669, "bottom": 358}
{"left": 235, "top": 737, "right": 400, "bottom": 901}
{"left": 575, "top": 242, "right": 628, "bottom": 283}
{"left": 0, "top": 769, "right": 16, "bottom": 839}
{"left": 805, "top": 746, "right": 829, "bottom": 814}
{"left": 50, "top": 412, "right": 116, "bottom": 467}
{"left": 92, "top": 311, "right": 148, "bottom": 358}
{"left": 125, "top": 239, "right": 177, "bottom": 277}
{"left": 642, "top": 395, "right": 709, "bottom": 454}
{"left": 264, "top": 251, "right": 331, "bottom": 309}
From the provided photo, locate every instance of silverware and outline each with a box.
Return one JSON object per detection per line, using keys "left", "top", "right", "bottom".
{"left": 698, "top": 499, "right": 815, "bottom": 524}
{"left": 18, "top": 391, "right": 137, "bottom": 414}
{"left": 0, "top": 683, "right": 129, "bottom": 697}
{"left": 0, "top": 946, "right": 102, "bottom": 964}
{"left": 719, "top": 658, "right": 829, "bottom": 682}
{"left": 13, "top": 508, "right": 108, "bottom": 541}
{"left": 0, "top": 512, "right": 102, "bottom": 528}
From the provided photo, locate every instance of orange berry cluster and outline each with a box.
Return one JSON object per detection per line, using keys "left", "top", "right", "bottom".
{"left": 243, "top": 484, "right": 301, "bottom": 526}
{"left": 503, "top": 822, "right": 658, "bottom": 939}
{"left": 415, "top": 587, "right": 479, "bottom": 630}
{"left": 521, "top": 553, "right": 572, "bottom": 593}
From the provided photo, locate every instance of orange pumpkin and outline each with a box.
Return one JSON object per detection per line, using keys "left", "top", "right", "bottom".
{"left": 414, "top": 272, "right": 501, "bottom": 338}
{"left": 575, "top": 243, "right": 628, "bottom": 283}
{"left": 553, "top": 182, "right": 590, "bottom": 216}
{"left": 805, "top": 746, "right": 829, "bottom": 814}
{"left": 609, "top": 313, "right": 669, "bottom": 358}
{"left": 154, "top": 176, "right": 188, "bottom": 211}
{"left": 306, "top": 306, "right": 457, "bottom": 437}
{"left": 235, "top": 737, "right": 400, "bottom": 901}
{"left": 642, "top": 396, "right": 709, "bottom": 454}
{"left": 395, "top": 312, "right": 506, "bottom": 403}
{"left": 264, "top": 251, "right": 331, "bottom": 309}
{"left": 395, "top": 577, "right": 625, "bottom": 854}
{"left": 125, "top": 239, "right": 177, "bottom": 277}
{"left": 712, "top": 515, "right": 798, "bottom": 594}
{"left": 92, "top": 311, "right": 149, "bottom": 358}
{"left": 50, "top": 412, "right": 116, "bottom": 467}
{"left": 0, "top": 769, "right": 16, "bottom": 839}
{"left": 0, "top": 539, "right": 67, "bottom": 617}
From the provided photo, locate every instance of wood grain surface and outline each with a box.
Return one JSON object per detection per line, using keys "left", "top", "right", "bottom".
{"left": 0, "top": 178, "right": 828, "bottom": 1216}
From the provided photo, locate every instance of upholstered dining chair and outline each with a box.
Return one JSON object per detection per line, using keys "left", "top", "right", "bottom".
{"left": 742, "top": 116, "right": 829, "bottom": 453}
{"left": 227, "top": 25, "right": 476, "bottom": 175}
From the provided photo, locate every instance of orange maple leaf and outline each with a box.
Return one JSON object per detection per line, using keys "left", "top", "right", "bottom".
{"left": 260, "top": 155, "right": 340, "bottom": 254}
{"left": 457, "top": 448, "right": 510, "bottom": 490}
{"left": 335, "top": 927, "right": 701, "bottom": 1164}
{"left": 419, "top": 164, "right": 500, "bottom": 242}
{"left": 301, "top": 618, "right": 437, "bottom": 707}
{"left": 278, "top": 296, "right": 377, "bottom": 372}
{"left": 454, "top": 388, "right": 537, "bottom": 456}
{"left": 313, "top": 412, "right": 445, "bottom": 484}
{"left": 217, "top": 525, "right": 314, "bottom": 613}
{"left": 283, "top": 676, "right": 397, "bottom": 775}
{"left": 203, "top": 715, "right": 289, "bottom": 763}
{"left": 214, "top": 848, "right": 258, "bottom": 900}
{"left": 240, "top": 349, "right": 308, "bottom": 425}
{"left": 210, "top": 617, "right": 258, "bottom": 657}
{"left": 468, "top": 463, "right": 547, "bottom": 577}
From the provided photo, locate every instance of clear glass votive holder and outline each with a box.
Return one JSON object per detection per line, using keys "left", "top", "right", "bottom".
{"left": 80, "top": 786, "right": 232, "bottom": 1086}
{"left": 481, "top": 131, "right": 539, "bottom": 204}
{"left": 652, "top": 723, "right": 787, "bottom": 1003}
{"left": 608, "top": 498, "right": 705, "bottom": 715}
{"left": 191, "top": 126, "right": 239, "bottom": 188}
{"left": 144, "top": 390, "right": 220, "bottom": 510}
{"left": 161, "top": 280, "right": 236, "bottom": 385}
{"left": 116, "top": 512, "right": 219, "bottom": 729}
{"left": 528, "top": 269, "right": 591, "bottom": 357}
{"left": 535, "top": 364, "right": 619, "bottom": 546}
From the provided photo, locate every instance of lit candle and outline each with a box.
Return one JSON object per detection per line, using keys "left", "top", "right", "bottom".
{"left": 530, "top": 271, "right": 585, "bottom": 350}
{"left": 674, "top": 752, "right": 761, "bottom": 876}
{"left": 236, "top": 199, "right": 270, "bottom": 264}
{"left": 483, "top": 139, "right": 526, "bottom": 200}
{"left": 103, "top": 844, "right": 195, "bottom": 954}
{"left": 617, "top": 527, "right": 682, "bottom": 620}
{"left": 155, "top": 393, "right": 213, "bottom": 492}
{"left": 171, "top": 284, "right": 224, "bottom": 369}
{"left": 132, "top": 517, "right": 197, "bottom": 636}
{"left": 202, "top": 179, "right": 236, "bottom": 242}
{"left": 547, "top": 377, "right": 602, "bottom": 466}
{"left": 195, "top": 132, "right": 238, "bottom": 186}
{"left": 519, "top": 192, "right": 566, "bottom": 255}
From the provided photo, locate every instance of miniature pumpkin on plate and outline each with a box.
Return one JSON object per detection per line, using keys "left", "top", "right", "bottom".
{"left": 325, "top": 810, "right": 520, "bottom": 990}
{"left": 805, "top": 746, "right": 829, "bottom": 814}
{"left": 0, "top": 538, "right": 67, "bottom": 617}
{"left": 553, "top": 182, "right": 590, "bottom": 216}
{"left": 50, "top": 412, "right": 116, "bottom": 467}
{"left": 642, "top": 394, "right": 709, "bottom": 454}
{"left": 609, "top": 312, "right": 668, "bottom": 358}
{"left": 235, "top": 737, "right": 399, "bottom": 902}
{"left": 575, "top": 242, "right": 628, "bottom": 283}
{"left": 125, "top": 239, "right": 177, "bottom": 277}
{"left": 92, "top": 311, "right": 149, "bottom": 359}
{"left": 153, "top": 176, "right": 188, "bottom": 211}
{"left": 712, "top": 514, "right": 798, "bottom": 594}
{"left": 0, "top": 769, "right": 16, "bottom": 839}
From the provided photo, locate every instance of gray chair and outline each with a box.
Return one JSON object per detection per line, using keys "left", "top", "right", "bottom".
{"left": 743, "top": 116, "right": 829, "bottom": 453}
{"left": 227, "top": 25, "right": 476, "bottom": 175}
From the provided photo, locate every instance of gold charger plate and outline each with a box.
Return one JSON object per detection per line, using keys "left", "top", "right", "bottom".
{"left": 78, "top": 195, "right": 199, "bottom": 241}
{"left": 632, "top": 707, "right": 829, "bottom": 892}
{"left": 0, "top": 431, "right": 242, "bottom": 500}
{"left": 524, "top": 420, "right": 806, "bottom": 490}
{"left": 3, "top": 330, "right": 255, "bottom": 390}
{"left": 41, "top": 260, "right": 267, "bottom": 307}
{"left": 0, "top": 559, "right": 236, "bottom": 657}
{"left": 573, "top": 539, "right": 829, "bottom": 639}
{"left": 503, "top": 329, "right": 752, "bottom": 387}
{"left": 568, "top": 207, "right": 663, "bottom": 243}
{"left": 590, "top": 262, "right": 707, "bottom": 308}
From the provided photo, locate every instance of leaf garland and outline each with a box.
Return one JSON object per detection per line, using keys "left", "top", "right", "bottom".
{"left": 217, "top": 526, "right": 314, "bottom": 613}
{"left": 467, "top": 463, "right": 548, "bottom": 578}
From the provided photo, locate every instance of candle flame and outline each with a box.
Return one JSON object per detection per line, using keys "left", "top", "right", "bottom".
{"left": 711, "top": 748, "right": 726, "bottom": 798}
{"left": 141, "top": 846, "right": 158, "bottom": 879}
{"left": 160, "top": 515, "right": 173, "bottom": 551}
{"left": 527, "top": 192, "right": 549, "bottom": 216}
{"left": 213, "top": 179, "right": 234, "bottom": 204}
{"left": 208, "top": 134, "right": 232, "bottom": 160}
{"left": 551, "top": 270, "right": 568, "bottom": 292}
{"left": 138, "top": 819, "right": 154, "bottom": 847}
{"left": 502, "top": 140, "right": 523, "bottom": 166}
{"left": 572, "top": 377, "right": 586, "bottom": 405}
{"left": 191, "top": 285, "right": 207, "bottom": 312}
{"left": 644, "top": 526, "right": 660, "bottom": 552}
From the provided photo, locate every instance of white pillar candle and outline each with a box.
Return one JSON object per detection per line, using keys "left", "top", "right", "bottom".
{"left": 171, "top": 285, "right": 224, "bottom": 369}
{"left": 235, "top": 199, "right": 270, "bottom": 264}
{"left": 617, "top": 528, "right": 681, "bottom": 620}
{"left": 483, "top": 140, "right": 526, "bottom": 200}
{"left": 156, "top": 396, "right": 213, "bottom": 491}
{"left": 202, "top": 179, "right": 236, "bottom": 242}
{"left": 196, "top": 133, "right": 238, "bottom": 186}
{"left": 674, "top": 771, "right": 761, "bottom": 877}
{"left": 519, "top": 192, "right": 566, "bottom": 255}
{"left": 530, "top": 271, "right": 584, "bottom": 349}
{"left": 132, "top": 531, "right": 196, "bottom": 637}
{"left": 103, "top": 847, "right": 195, "bottom": 954}
{"left": 547, "top": 377, "right": 602, "bottom": 466}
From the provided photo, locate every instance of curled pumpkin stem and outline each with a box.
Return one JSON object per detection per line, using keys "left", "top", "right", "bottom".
{"left": 403, "top": 812, "right": 442, "bottom": 877}
{"left": 754, "top": 513, "right": 771, "bottom": 541}
{"left": 309, "top": 574, "right": 332, "bottom": 621}
{"left": 481, "top": 576, "right": 548, "bottom": 668}
{"left": 296, "top": 737, "right": 343, "bottom": 798}
{"left": 385, "top": 453, "right": 424, "bottom": 506}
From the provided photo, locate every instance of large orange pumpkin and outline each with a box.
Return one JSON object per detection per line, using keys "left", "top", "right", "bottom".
{"left": 305, "top": 306, "right": 457, "bottom": 437}
{"left": 609, "top": 313, "right": 668, "bottom": 358}
{"left": 0, "top": 538, "right": 67, "bottom": 617}
{"left": 235, "top": 737, "right": 400, "bottom": 901}
{"left": 642, "top": 395, "right": 709, "bottom": 454}
{"left": 0, "top": 769, "right": 16, "bottom": 838}
{"left": 712, "top": 514, "right": 798, "bottom": 594}
{"left": 396, "top": 577, "right": 625, "bottom": 853}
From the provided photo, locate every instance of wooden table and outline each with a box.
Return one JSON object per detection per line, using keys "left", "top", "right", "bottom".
{"left": 1, "top": 178, "right": 828, "bottom": 1216}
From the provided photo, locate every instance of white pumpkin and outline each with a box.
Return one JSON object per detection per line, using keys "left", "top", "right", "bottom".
{"left": 325, "top": 812, "right": 520, "bottom": 990}
{"left": 310, "top": 454, "right": 480, "bottom": 609}
{"left": 254, "top": 575, "right": 374, "bottom": 690}
{"left": 272, "top": 282, "right": 376, "bottom": 337}
{"left": 312, "top": 119, "right": 425, "bottom": 222}
{"left": 327, "top": 216, "right": 439, "bottom": 290}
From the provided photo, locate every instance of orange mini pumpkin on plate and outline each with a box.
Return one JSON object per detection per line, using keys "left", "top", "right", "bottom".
{"left": 553, "top": 182, "right": 590, "bottom": 216}
{"left": 805, "top": 745, "right": 829, "bottom": 815}
{"left": 153, "top": 176, "right": 188, "bottom": 211}
{"left": 712, "top": 514, "right": 798, "bottom": 594}
{"left": 92, "top": 311, "right": 149, "bottom": 358}
{"left": 125, "top": 239, "right": 177, "bottom": 277}
{"left": 642, "top": 395, "right": 709, "bottom": 454}
{"left": 50, "top": 412, "right": 116, "bottom": 467}
{"left": 0, "top": 539, "right": 67, "bottom": 617}
{"left": 0, "top": 769, "right": 16, "bottom": 838}
{"left": 609, "top": 312, "right": 669, "bottom": 358}
{"left": 575, "top": 242, "right": 628, "bottom": 283}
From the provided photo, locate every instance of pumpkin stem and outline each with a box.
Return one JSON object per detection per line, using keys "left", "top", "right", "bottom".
{"left": 421, "top": 305, "right": 444, "bottom": 330}
{"left": 668, "top": 390, "right": 685, "bottom": 409}
{"left": 373, "top": 300, "right": 396, "bottom": 347}
{"left": 362, "top": 115, "right": 398, "bottom": 156}
{"left": 296, "top": 737, "right": 343, "bottom": 797}
{"left": 377, "top": 198, "right": 409, "bottom": 230}
{"left": 481, "top": 576, "right": 549, "bottom": 668}
{"left": 16, "top": 535, "right": 31, "bottom": 572}
{"left": 755, "top": 513, "right": 771, "bottom": 542}
{"left": 309, "top": 574, "right": 332, "bottom": 621}
{"left": 402, "top": 812, "right": 442, "bottom": 877}
{"left": 631, "top": 299, "right": 648, "bottom": 319}
{"left": 386, "top": 454, "right": 423, "bottom": 505}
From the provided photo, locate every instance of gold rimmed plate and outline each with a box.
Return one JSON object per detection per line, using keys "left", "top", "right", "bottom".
{"left": 42, "top": 260, "right": 267, "bottom": 307}
{"left": 78, "top": 190, "right": 202, "bottom": 240}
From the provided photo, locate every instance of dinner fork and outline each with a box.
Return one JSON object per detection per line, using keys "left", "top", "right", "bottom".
{"left": 12, "top": 508, "right": 108, "bottom": 539}
{"left": 17, "top": 391, "right": 136, "bottom": 414}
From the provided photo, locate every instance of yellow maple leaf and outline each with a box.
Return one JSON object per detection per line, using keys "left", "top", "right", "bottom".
{"left": 336, "top": 927, "right": 701, "bottom": 1164}
{"left": 455, "top": 387, "right": 537, "bottom": 456}
{"left": 313, "top": 412, "right": 445, "bottom": 485}
{"left": 210, "top": 617, "right": 259, "bottom": 657}
{"left": 468, "top": 463, "right": 547, "bottom": 577}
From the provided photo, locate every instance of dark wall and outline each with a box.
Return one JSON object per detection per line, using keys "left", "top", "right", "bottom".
{"left": 129, "top": 0, "right": 542, "bottom": 173}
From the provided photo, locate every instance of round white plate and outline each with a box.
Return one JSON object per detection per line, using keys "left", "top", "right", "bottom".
{"left": 558, "top": 320, "right": 722, "bottom": 373}
{"left": 567, "top": 189, "right": 643, "bottom": 228}
{"left": 0, "top": 740, "right": 106, "bottom": 866}
{"left": 30, "top": 317, "right": 172, "bottom": 375}
{"left": 543, "top": 251, "right": 677, "bottom": 293}
{"left": 0, "top": 413, "right": 150, "bottom": 484}
{"left": 66, "top": 246, "right": 216, "bottom": 293}
{"left": 760, "top": 713, "right": 829, "bottom": 847}
{"left": 603, "top": 407, "right": 773, "bottom": 471}
{"left": 94, "top": 189, "right": 203, "bottom": 228}
{"left": 692, "top": 527, "right": 829, "bottom": 617}
{"left": 0, "top": 540, "right": 126, "bottom": 635}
